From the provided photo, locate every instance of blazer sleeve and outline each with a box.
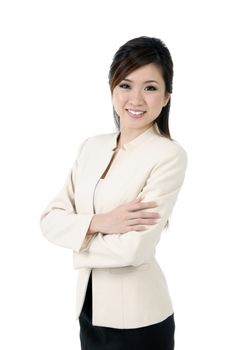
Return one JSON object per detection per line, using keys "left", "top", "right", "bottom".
{"left": 74, "top": 146, "right": 188, "bottom": 268}
{"left": 39, "top": 137, "right": 95, "bottom": 252}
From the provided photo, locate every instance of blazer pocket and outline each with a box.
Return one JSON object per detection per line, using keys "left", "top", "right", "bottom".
{"left": 109, "top": 263, "right": 150, "bottom": 274}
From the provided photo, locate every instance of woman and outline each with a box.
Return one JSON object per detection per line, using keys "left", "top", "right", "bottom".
{"left": 39, "top": 36, "right": 188, "bottom": 350}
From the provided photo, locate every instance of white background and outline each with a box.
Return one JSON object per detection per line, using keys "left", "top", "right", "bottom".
{"left": 0, "top": 0, "right": 231, "bottom": 349}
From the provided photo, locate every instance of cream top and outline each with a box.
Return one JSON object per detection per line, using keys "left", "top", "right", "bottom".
{"left": 93, "top": 179, "right": 105, "bottom": 214}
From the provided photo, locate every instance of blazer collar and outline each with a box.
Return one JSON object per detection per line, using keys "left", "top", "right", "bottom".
{"left": 111, "top": 124, "right": 162, "bottom": 152}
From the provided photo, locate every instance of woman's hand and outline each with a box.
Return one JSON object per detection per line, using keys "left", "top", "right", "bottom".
{"left": 89, "top": 197, "right": 160, "bottom": 235}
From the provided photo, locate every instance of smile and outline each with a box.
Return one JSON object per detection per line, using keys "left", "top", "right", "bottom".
{"left": 126, "top": 109, "right": 146, "bottom": 119}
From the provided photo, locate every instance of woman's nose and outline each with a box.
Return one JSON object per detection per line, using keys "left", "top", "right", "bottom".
{"left": 129, "top": 89, "right": 144, "bottom": 104}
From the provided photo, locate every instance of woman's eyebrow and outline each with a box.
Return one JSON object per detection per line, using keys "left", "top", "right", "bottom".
{"left": 122, "top": 78, "right": 159, "bottom": 84}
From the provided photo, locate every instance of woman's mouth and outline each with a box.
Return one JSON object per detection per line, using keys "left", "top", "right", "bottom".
{"left": 126, "top": 109, "right": 146, "bottom": 119}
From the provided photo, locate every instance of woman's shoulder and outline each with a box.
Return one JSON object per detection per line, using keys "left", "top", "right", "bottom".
{"left": 75, "top": 131, "right": 117, "bottom": 159}
{"left": 152, "top": 132, "right": 187, "bottom": 156}
{"left": 81, "top": 130, "right": 118, "bottom": 150}
{"left": 147, "top": 134, "right": 188, "bottom": 170}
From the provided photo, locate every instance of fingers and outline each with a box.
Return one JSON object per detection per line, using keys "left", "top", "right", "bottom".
{"left": 134, "top": 196, "right": 157, "bottom": 205}
{"left": 130, "top": 211, "right": 160, "bottom": 219}
{"left": 134, "top": 197, "right": 143, "bottom": 202}
{"left": 130, "top": 199, "right": 158, "bottom": 211}
{"left": 128, "top": 225, "right": 147, "bottom": 231}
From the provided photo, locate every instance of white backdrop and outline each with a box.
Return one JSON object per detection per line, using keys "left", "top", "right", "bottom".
{"left": 0, "top": 0, "right": 231, "bottom": 349}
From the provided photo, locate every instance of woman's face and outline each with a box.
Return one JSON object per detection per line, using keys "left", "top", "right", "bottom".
{"left": 112, "top": 63, "right": 170, "bottom": 131}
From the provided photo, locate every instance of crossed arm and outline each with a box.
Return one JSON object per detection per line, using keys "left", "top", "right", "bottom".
{"left": 39, "top": 144, "right": 187, "bottom": 269}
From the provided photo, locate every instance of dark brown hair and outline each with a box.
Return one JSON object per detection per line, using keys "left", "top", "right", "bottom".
{"left": 108, "top": 36, "right": 174, "bottom": 141}
{"left": 108, "top": 36, "right": 175, "bottom": 230}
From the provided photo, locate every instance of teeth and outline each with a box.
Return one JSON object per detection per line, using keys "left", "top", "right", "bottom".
{"left": 128, "top": 109, "right": 144, "bottom": 115}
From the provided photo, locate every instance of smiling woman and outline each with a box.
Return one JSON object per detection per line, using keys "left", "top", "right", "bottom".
{"left": 76, "top": 36, "right": 183, "bottom": 350}
{"left": 108, "top": 36, "right": 174, "bottom": 142}
{"left": 40, "top": 35, "right": 187, "bottom": 350}
{"left": 112, "top": 63, "right": 170, "bottom": 126}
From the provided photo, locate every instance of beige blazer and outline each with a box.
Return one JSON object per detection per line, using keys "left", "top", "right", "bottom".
{"left": 39, "top": 124, "right": 188, "bottom": 329}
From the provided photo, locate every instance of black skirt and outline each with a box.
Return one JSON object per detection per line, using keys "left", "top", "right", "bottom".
{"left": 79, "top": 271, "right": 175, "bottom": 350}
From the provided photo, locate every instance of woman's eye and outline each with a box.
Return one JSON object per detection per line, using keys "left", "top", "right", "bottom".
{"left": 119, "top": 83, "right": 130, "bottom": 89}
{"left": 145, "top": 86, "right": 157, "bottom": 91}
{"left": 118, "top": 84, "right": 157, "bottom": 91}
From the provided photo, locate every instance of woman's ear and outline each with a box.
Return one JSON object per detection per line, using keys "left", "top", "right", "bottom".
{"left": 163, "top": 93, "right": 171, "bottom": 107}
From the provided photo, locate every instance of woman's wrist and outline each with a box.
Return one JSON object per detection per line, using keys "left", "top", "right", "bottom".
{"left": 88, "top": 214, "right": 103, "bottom": 234}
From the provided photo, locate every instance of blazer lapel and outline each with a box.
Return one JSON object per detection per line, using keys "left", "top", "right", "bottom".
{"left": 75, "top": 130, "right": 120, "bottom": 214}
